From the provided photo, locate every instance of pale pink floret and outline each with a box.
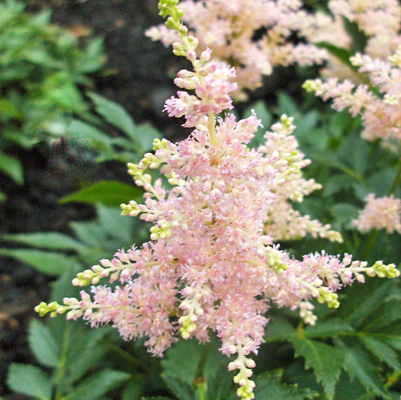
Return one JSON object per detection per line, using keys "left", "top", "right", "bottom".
{"left": 352, "top": 194, "right": 401, "bottom": 234}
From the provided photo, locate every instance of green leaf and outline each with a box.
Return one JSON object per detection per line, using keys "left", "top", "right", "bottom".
{"left": 254, "top": 372, "right": 316, "bottom": 400}
{"left": 162, "top": 338, "right": 204, "bottom": 385}
{"left": 378, "top": 323, "right": 401, "bottom": 351}
{"left": 70, "top": 220, "right": 108, "bottom": 248}
{"left": 276, "top": 92, "right": 299, "bottom": 116}
{"left": 344, "top": 281, "right": 393, "bottom": 328}
{"left": 366, "top": 168, "right": 398, "bottom": 197}
{"left": 96, "top": 203, "right": 134, "bottom": 243}
{"left": 64, "top": 369, "right": 131, "bottom": 400}
{"left": 341, "top": 17, "right": 368, "bottom": 53}
{"left": 7, "top": 364, "right": 52, "bottom": 400}
{"left": 121, "top": 376, "right": 146, "bottom": 400}
{"left": 315, "top": 42, "right": 358, "bottom": 74}
{"left": 244, "top": 100, "right": 272, "bottom": 149}
{"left": 307, "top": 150, "right": 358, "bottom": 179}
{"left": 304, "top": 320, "right": 355, "bottom": 339}
{"left": 50, "top": 259, "right": 84, "bottom": 301}
{"left": 62, "top": 323, "right": 110, "bottom": 386}
{"left": 205, "top": 361, "right": 235, "bottom": 400}
{"left": 0, "top": 98, "right": 21, "bottom": 118}
{"left": 142, "top": 397, "right": 173, "bottom": 400}
{"left": 362, "top": 301, "right": 401, "bottom": 332}
{"left": 264, "top": 317, "right": 296, "bottom": 342}
{"left": 60, "top": 180, "right": 143, "bottom": 207}
{"left": 136, "top": 122, "right": 162, "bottom": 152}
{"left": 324, "top": 174, "right": 355, "bottom": 197}
{"left": 330, "top": 203, "right": 359, "bottom": 228}
{"left": 29, "top": 319, "right": 60, "bottom": 368}
{"left": 358, "top": 336, "right": 401, "bottom": 370}
{"left": 162, "top": 375, "right": 195, "bottom": 400}
{"left": 67, "top": 119, "right": 112, "bottom": 149}
{"left": 87, "top": 92, "right": 137, "bottom": 139}
{"left": 292, "top": 338, "right": 342, "bottom": 399}
{"left": 77, "top": 38, "right": 106, "bottom": 73}
{"left": 0, "top": 152, "right": 24, "bottom": 184}
{"left": 3, "top": 232, "right": 86, "bottom": 252}
{"left": 335, "top": 338, "right": 389, "bottom": 399}
{"left": 0, "top": 248, "right": 76, "bottom": 276}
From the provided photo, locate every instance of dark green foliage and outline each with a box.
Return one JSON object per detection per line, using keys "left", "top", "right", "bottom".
{"left": 66, "top": 92, "right": 162, "bottom": 164}
{"left": 0, "top": 0, "right": 106, "bottom": 199}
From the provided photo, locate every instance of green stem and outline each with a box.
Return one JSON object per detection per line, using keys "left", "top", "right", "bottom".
{"left": 196, "top": 380, "right": 208, "bottom": 400}
{"left": 389, "top": 156, "right": 401, "bottom": 195}
{"left": 359, "top": 152, "right": 401, "bottom": 260}
{"left": 54, "top": 324, "right": 71, "bottom": 400}
{"left": 104, "top": 340, "right": 147, "bottom": 371}
{"left": 296, "top": 320, "right": 305, "bottom": 339}
{"left": 193, "top": 341, "right": 211, "bottom": 400}
{"left": 360, "top": 229, "right": 379, "bottom": 261}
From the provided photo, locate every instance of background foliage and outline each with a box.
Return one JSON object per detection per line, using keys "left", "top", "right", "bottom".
{"left": 1, "top": 0, "right": 401, "bottom": 399}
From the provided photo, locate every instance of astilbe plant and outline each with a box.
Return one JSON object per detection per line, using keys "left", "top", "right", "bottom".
{"left": 306, "top": 0, "right": 401, "bottom": 81}
{"left": 146, "top": 0, "right": 328, "bottom": 100}
{"left": 36, "top": 1, "right": 400, "bottom": 399}
{"left": 304, "top": 46, "right": 401, "bottom": 235}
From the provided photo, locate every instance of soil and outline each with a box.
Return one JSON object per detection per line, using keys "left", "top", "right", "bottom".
{"left": 0, "top": 0, "right": 305, "bottom": 397}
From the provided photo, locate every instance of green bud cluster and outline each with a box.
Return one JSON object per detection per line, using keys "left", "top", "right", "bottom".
{"left": 139, "top": 153, "right": 162, "bottom": 169}
{"left": 178, "top": 315, "right": 197, "bottom": 339}
{"left": 302, "top": 80, "right": 322, "bottom": 93}
{"left": 35, "top": 301, "right": 64, "bottom": 317}
{"left": 317, "top": 287, "right": 339, "bottom": 308}
{"left": 150, "top": 220, "right": 173, "bottom": 241}
{"left": 153, "top": 138, "right": 170, "bottom": 151}
{"left": 372, "top": 261, "right": 400, "bottom": 278}
{"left": 121, "top": 200, "right": 141, "bottom": 217}
{"left": 73, "top": 269, "right": 101, "bottom": 286}
{"left": 158, "top": 0, "right": 186, "bottom": 36}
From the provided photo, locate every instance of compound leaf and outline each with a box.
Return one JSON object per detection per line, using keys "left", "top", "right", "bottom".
{"left": 7, "top": 364, "right": 52, "bottom": 400}
{"left": 292, "top": 338, "right": 342, "bottom": 399}
{"left": 29, "top": 319, "right": 60, "bottom": 368}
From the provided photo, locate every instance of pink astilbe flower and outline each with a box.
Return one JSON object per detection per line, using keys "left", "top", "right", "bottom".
{"left": 258, "top": 117, "right": 342, "bottom": 242}
{"left": 306, "top": 0, "right": 401, "bottom": 81}
{"left": 36, "top": 2, "right": 400, "bottom": 399}
{"left": 352, "top": 194, "right": 401, "bottom": 234}
{"left": 146, "top": 0, "right": 327, "bottom": 100}
{"left": 304, "top": 47, "right": 401, "bottom": 144}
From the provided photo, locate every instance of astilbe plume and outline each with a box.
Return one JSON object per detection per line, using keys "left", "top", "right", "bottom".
{"left": 304, "top": 46, "right": 401, "bottom": 238}
{"left": 146, "top": 0, "right": 328, "bottom": 100}
{"left": 36, "top": 1, "right": 400, "bottom": 399}
{"left": 352, "top": 194, "right": 401, "bottom": 234}
{"left": 306, "top": 0, "right": 401, "bottom": 81}
{"left": 304, "top": 46, "right": 401, "bottom": 144}
{"left": 258, "top": 120, "right": 342, "bottom": 242}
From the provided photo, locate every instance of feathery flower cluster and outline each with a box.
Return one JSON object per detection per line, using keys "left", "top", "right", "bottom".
{"left": 352, "top": 194, "right": 401, "bottom": 234}
{"left": 258, "top": 119, "right": 342, "bottom": 242}
{"left": 304, "top": 46, "right": 401, "bottom": 144}
{"left": 146, "top": 0, "right": 327, "bottom": 100}
{"left": 306, "top": 0, "right": 401, "bottom": 81}
{"left": 36, "top": 2, "right": 400, "bottom": 399}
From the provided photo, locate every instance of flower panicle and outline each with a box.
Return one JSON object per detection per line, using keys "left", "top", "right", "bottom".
{"left": 303, "top": 46, "right": 401, "bottom": 144}
{"left": 35, "top": 2, "right": 401, "bottom": 400}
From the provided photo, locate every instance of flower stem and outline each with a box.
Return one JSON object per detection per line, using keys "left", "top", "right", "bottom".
{"left": 360, "top": 229, "right": 379, "bottom": 260}
{"left": 193, "top": 341, "right": 211, "bottom": 400}
{"left": 389, "top": 155, "right": 401, "bottom": 194}
{"left": 360, "top": 151, "right": 401, "bottom": 260}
